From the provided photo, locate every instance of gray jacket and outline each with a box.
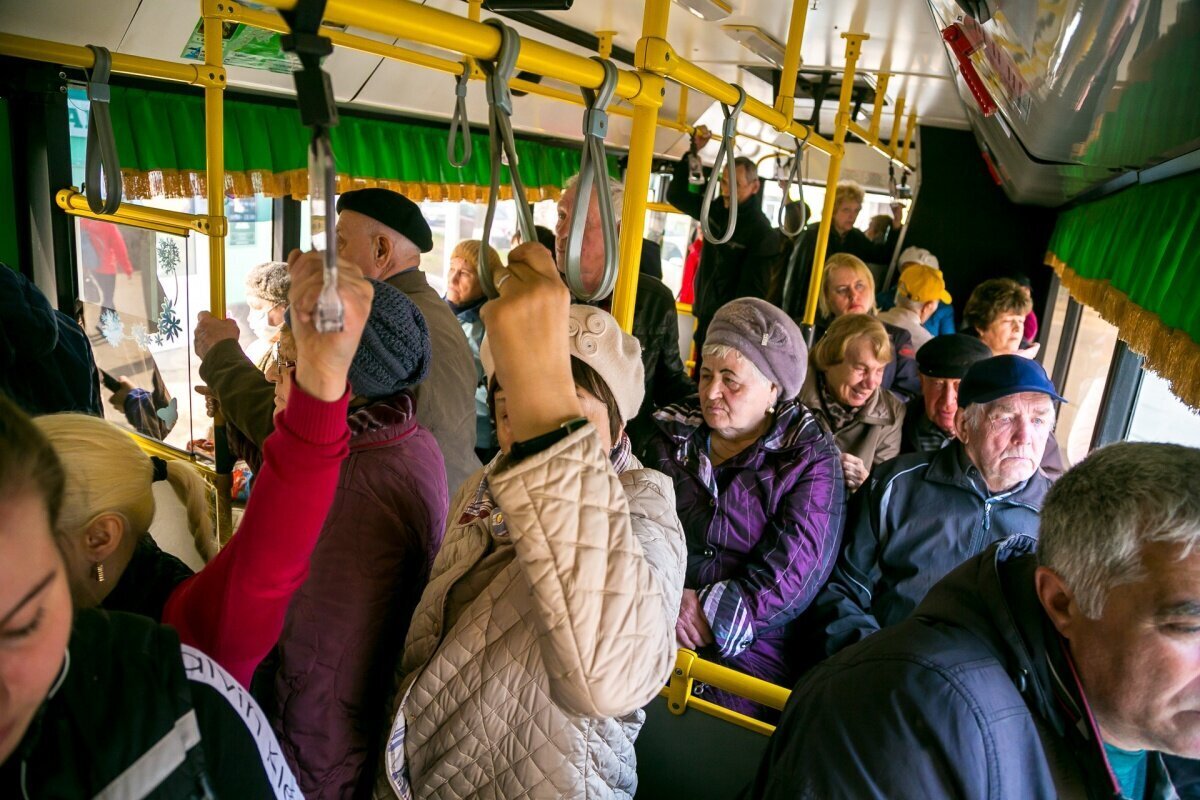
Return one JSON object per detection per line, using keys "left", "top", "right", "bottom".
{"left": 815, "top": 442, "right": 1050, "bottom": 656}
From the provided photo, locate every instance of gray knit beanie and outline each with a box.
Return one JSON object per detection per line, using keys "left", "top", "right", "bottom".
{"left": 245, "top": 261, "right": 291, "bottom": 307}
{"left": 704, "top": 298, "right": 807, "bottom": 400}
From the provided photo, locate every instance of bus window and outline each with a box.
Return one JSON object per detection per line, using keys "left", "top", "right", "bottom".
{"left": 1127, "top": 368, "right": 1200, "bottom": 447}
{"left": 1038, "top": 280, "right": 1070, "bottom": 380}
{"left": 1056, "top": 305, "right": 1120, "bottom": 467}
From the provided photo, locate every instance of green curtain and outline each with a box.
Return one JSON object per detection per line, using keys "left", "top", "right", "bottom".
{"left": 105, "top": 86, "right": 617, "bottom": 200}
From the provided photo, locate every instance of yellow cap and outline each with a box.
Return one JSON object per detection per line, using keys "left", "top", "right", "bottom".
{"left": 897, "top": 264, "right": 952, "bottom": 304}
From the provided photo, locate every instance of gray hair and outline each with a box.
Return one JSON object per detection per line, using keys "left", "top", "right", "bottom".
{"left": 896, "top": 294, "right": 927, "bottom": 314}
{"left": 245, "top": 261, "right": 291, "bottom": 307}
{"left": 562, "top": 173, "right": 624, "bottom": 226}
{"left": 1038, "top": 442, "right": 1200, "bottom": 618}
{"left": 700, "top": 344, "right": 769, "bottom": 386}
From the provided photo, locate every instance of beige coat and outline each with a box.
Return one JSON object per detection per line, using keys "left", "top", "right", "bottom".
{"left": 801, "top": 372, "right": 906, "bottom": 470}
{"left": 376, "top": 425, "right": 687, "bottom": 800}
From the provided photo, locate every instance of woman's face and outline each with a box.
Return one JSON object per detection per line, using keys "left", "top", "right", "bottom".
{"left": 266, "top": 335, "right": 298, "bottom": 414}
{"left": 0, "top": 492, "right": 73, "bottom": 763}
{"left": 978, "top": 312, "right": 1026, "bottom": 355}
{"left": 247, "top": 296, "right": 284, "bottom": 339}
{"left": 825, "top": 267, "right": 872, "bottom": 317}
{"left": 823, "top": 335, "right": 887, "bottom": 408}
{"left": 833, "top": 199, "right": 862, "bottom": 235}
{"left": 699, "top": 348, "right": 778, "bottom": 441}
{"left": 493, "top": 383, "right": 617, "bottom": 455}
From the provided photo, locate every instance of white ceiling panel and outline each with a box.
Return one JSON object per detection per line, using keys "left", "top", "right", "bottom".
{"left": 0, "top": 0, "right": 141, "bottom": 50}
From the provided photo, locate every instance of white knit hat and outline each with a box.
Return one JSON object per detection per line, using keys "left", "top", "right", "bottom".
{"left": 898, "top": 246, "right": 939, "bottom": 271}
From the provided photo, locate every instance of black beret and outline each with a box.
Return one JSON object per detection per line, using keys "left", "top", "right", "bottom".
{"left": 336, "top": 189, "right": 433, "bottom": 253}
{"left": 915, "top": 334, "right": 994, "bottom": 379}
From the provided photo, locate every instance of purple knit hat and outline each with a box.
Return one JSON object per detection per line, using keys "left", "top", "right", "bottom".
{"left": 704, "top": 298, "right": 807, "bottom": 399}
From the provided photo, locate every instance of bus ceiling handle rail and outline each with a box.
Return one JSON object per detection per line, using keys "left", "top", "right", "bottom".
{"left": 777, "top": 132, "right": 809, "bottom": 237}
{"left": 478, "top": 19, "right": 536, "bottom": 299}
{"left": 563, "top": 57, "right": 619, "bottom": 303}
{"left": 447, "top": 68, "right": 472, "bottom": 168}
{"left": 84, "top": 45, "right": 122, "bottom": 215}
{"left": 699, "top": 85, "right": 747, "bottom": 246}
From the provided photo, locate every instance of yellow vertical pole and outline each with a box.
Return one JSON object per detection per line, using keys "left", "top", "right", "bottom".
{"left": 890, "top": 94, "right": 906, "bottom": 158}
{"left": 868, "top": 72, "right": 889, "bottom": 140}
{"left": 801, "top": 32, "right": 867, "bottom": 327}
{"left": 773, "top": 0, "right": 809, "bottom": 121}
{"left": 677, "top": 85, "right": 689, "bottom": 127}
{"left": 611, "top": 0, "right": 669, "bottom": 332}
{"left": 901, "top": 110, "right": 917, "bottom": 163}
{"left": 203, "top": 8, "right": 226, "bottom": 318}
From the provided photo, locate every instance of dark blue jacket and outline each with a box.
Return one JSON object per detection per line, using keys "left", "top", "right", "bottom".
{"left": 815, "top": 442, "right": 1050, "bottom": 656}
{"left": 747, "top": 537, "right": 1182, "bottom": 799}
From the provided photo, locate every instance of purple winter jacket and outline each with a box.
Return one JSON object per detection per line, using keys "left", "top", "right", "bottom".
{"left": 644, "top": 399, "right": 847, "bottom": 715}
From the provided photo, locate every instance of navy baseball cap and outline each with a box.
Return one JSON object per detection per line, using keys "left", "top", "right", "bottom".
{"left": 958, "top": 354, "right": 1067, "bottom": 407}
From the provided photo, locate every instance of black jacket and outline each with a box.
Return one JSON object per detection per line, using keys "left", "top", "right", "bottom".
{"left": 780, "top": 222, "right": 899, "bottom": 321}
{"left": 667, "top": 156, "right": 781, "bottom": 344}
{"left": 100, "top": 534, "right": 195, "bottom": 622}
{"left": 1, "top": 609, "right": 299, "bottom": 798}
{"left": 748, "top": 537, "right": 1182, "bottom": 799}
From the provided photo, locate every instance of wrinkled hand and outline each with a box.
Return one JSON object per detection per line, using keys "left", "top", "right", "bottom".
{"left": 195, "top": 385, "right": 219, "bottom": 418}
{"left": 891, "top": 202, "right": 904, "bottom": 228}
{"left": 480, "top": 242, "right": 582, "bottom": 443}
{"left": 676, "top": 589, "right": 715, "bottom": 650}
{"left": 107, "top": 376, "right": 135, "bottom": 412}
{"left": 286, "top": 249, "right": 374, "bottom": 403}
{"left": 1015, "top": 342, "right": 1041, "bottom": 360}
{"left": 691, "top": 125, "right": 713, "bottom": 153}
{"left": 194, "top": 312, "right": 240, "bottom": 360}
{"left": 840, "top": 451, "right": 870, "bottom": 492}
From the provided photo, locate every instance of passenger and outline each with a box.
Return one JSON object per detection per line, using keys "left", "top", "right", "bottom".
{"left": 555, "top": 173, "right": 694, "bottom": 455}
{"left": 875, "top": 246, "right": 955, "bottom": 336}
{"left": 668, "top": 127, "right": 780, "bottom": 349}
{"left": 865, "top": 213, "right": 893, "bottom": 243}
{"left": 901, "top": 334, "right": 1066, "bottom": 480}
{"left": 197, "top": 188, "right": 481, "bottom": 493}
{"left": 243, "top": 260, "right": 290, "bottom": 368}
{"left": 875, "top": 262, "right": 952, "bottom": 349}
{"left": 267, "top": 275, "right": 448, "bottom": 799}
{"left": 446, "top": 239, "right": 502, "bottom": 462}
{"left": 748, "top": 442, "right": 1200, "bottom": 799}
{"left": 800, "top": 314, "right": 905, "bottom": 492}
{"left": 0, "top": 393, "right": 301, "bottom": 798}
{"left": 640, "top": 236, "right": 664, "bottom": 280}
{"left": 33, "top": 252, "right": 369, "bottom": 687}
{"left": 0, "top": 265, "right": 102, "bottom": 416}
{"left": 815, "top": 354, "right": 1060, "bottom": 656}
{"left": 377, "top": 244, "right": 685, "bottom": 799}
{"left": 817, "top": 253, "right": 921, "bottom": 401}
{"left": 1014, "top": 272, "right": 1039, "bottom": 340}
{"left": 963, "top": 276, "right": 1038, "bottom": 358}
{"left": 644, "top": 297, "right": 845, "bottom": 718}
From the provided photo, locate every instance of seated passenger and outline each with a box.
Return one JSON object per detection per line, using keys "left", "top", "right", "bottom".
{"left": 243, "top": 260, "right": 290, "bottom": 368}
{"left": 874, "top": 247, "right": 955, "bottom": 336}
{"left": 33, "top": 253, "right": 368, "bottom": 686}
{"left": 902, "top": 334, "right": 1066, "bottom": 480}
{"left": 817, "top": 253, "right": 921, "bottom": 401}
{"left": 0, "top": 394, "right": 301, "bottom": 798}
{"left": 748, "top": 442, "right": 1200, "bottom": 799}
{"left": 377, "top": 244, "right": 685, "bottom": 799}
{"left": 267, "top": 275, "right": 448, "bottom": 798}
{"left": 875, "top": 262, "right": 952, "bottom": 349}
{"left": 963, "top": 277, "right": 1037, "bottom": 358}
{"left": 800, "top": 314, "right": 905, "bottom": 492}
{"left": 644, "top": 297, "right": 845, "bottom": 717}
{"left": 815, "top": 354, "right": 1060, "bottom": 656}
{"left": 555, "top": 173, "right": 695, "bottom": 454}
{"left": 445, "top": 239, "right": 503, "bottom": 462}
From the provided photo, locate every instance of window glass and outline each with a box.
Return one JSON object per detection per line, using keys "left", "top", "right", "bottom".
{"left": 643, "top": 209, "right": 695, "bottom": 298}
{"left": 1056, "top": 305, "right": 1120, "bottom": 467}
{"left": 1127, "top": 368, "right": 1200, "bottom": 447}
{"left": 1038, "top": 281, "right": 1070, "bottom": 381}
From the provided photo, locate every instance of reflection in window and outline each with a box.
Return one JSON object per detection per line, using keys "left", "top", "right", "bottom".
{"left": 1038, "top": 283, "right": 1070, "bottom": 381}
{"left": 1127, "top": 369, "right": 1200, "bottom": 447}
{"left": 1056, "top": 305, "right": 1119, "bottom": 467}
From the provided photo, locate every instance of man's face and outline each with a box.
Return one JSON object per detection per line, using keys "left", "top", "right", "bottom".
{"left": 833, "top": 200, "right": 862, "bottom": 235}
{"left": 555, "top": 186, "right": 605, "bottom": 294}
{"left": 921, "top": 374, "right": 962, "bottom": 435}
{"left": 720, "top": 164, "right": 759, "bottom": 206}
{"left": 977, "top": 312, "right": 1026, "bottom": 356}
{"left": 958, "top": 391, "right": 1054, "bottom": 492}
{"left": 1058, "top": 542, "right": 1200, "bottom": 756}
{"left": 446, "top": 256, "right": 483, "bottom": 305}
{"left": 335, "top": 210, "right": 379, "bottom": 278}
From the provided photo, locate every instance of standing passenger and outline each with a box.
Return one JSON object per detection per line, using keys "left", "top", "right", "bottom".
{"left": 446, "top": 239, "right": 502, "bottom": 462}
{"left": 644, "top": 297, "right": 845, "bottom": 717}
{"left": 377, "top": 244, "right": 685, "bottom": 799}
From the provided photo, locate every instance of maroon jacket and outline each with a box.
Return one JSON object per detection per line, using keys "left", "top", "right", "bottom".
{"left": 271, "top": 392, "right": 448, "bottom": 799}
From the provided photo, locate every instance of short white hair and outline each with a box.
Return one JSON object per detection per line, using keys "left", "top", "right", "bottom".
{"left": 562, "top": 173, "right": 624, "bottom": 226}
{"left": 1039, "top": 442, "right": 1200, "bottom": 618}
{"left": 700, "top": 344, "right": 770, "bottom": 386}
{"left": 896, "top": 294, "right": 927, "bottom": 314}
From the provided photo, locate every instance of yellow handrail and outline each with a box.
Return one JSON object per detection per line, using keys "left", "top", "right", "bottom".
{"left": 0, "top": 32, "right": 226, "bottom": 88}
{"left": 661, "top": 649, "right": 791, "bottom": 737}
{"left": 55, "top": 189, "right": 220, "bottom": 237}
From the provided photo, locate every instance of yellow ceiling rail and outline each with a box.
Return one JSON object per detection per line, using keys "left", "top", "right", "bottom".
{"left": 773, "top": 0, "right": 810, "bottom": 122}
{"left": 846, "top": 121, "right": 915, "bottom": 170}
{"left": 890, "top": 94, "right": 907, "bottom": 156}
{"left": 0, "top": 32, "right": 227, "bottom": 88}
{"left": 55, "top": 189, "right": 225, "bottom": 237}
{"left": 901, "top": 110, "right": 918, "bottom": 163}
{"left": 867, "top": 72, "right": 890, "bottom": 139}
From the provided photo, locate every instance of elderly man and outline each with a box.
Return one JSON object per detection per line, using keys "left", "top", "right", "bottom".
{"left": 876, "top": 263, "right": 951, "bottom": 349}
{"left": 556, "top": 173, "right": 694, "bottom": 453}
{"left": 815, "top": 354, "right": 1062, "bottom": 656}
{"left": 749, "top": 441, "right": 1200, "bottom": 798}
{"left": 196, "top": 189, "right": 480, "bottom": 493}
{"left": 902, "top": 334, "right": 1066, "bottom": 479}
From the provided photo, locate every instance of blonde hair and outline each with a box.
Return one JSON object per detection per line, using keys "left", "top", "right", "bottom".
{"left": 700, "top": 343, "right": 770, "bottom": 387}
{"left": 833, "top": 181, "right": 865, "bottom": 211}
{"left": 812, "top": 313, "right": 893, "bottom": 372}
{"left": 450, "top": 239, "right": 502, "bottom": 273}
{"left": 819, "top": 253, "right": 877, "bottom": 317}
{"left": 33, "top": 414, "right": 217, "bottom": 562}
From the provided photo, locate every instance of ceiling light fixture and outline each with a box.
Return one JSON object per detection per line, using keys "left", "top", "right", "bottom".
{"left": 672, "top": 0, "right": 733, "bottom": 23}
{"left": 722, "top": 24, "right": 786, "bottom": 68}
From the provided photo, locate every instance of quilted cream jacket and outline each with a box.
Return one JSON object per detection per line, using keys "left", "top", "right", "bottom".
{"left": 376, "top": 425, "right": 687, "bottom": 799}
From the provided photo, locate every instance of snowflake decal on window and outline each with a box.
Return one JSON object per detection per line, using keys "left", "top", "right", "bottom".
{"left": 99, "top": 308, "right": 125, "bottom": 347}
{"left": 157, "top": 239, "right": 181, "bottom": 276}
{"left": 130, "top": 323, "right": 150, "bottom": 350}
{"left": 158, "top": 299, "right": 183, "bottom": 342}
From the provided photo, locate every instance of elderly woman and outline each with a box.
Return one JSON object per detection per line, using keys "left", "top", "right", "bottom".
{"left": 645, "top": 297, "right": 845, "bottom": 718}
{"left": 243, "top": 260, "right": 290, "bottom": 367}
{"left": 818, "top": 253, "right": 921, "bottom": 400}
{"left": 801, "top": 314, "right": 906, "bottom": 492}
{"left": 963, "top": 277, "right": 1037, "bottom": 357}
{"left": 376, "top": 243, "right": 685, "bottom": 799}
{"left": 446, "top": 239, "right": 503, "bottom": 462}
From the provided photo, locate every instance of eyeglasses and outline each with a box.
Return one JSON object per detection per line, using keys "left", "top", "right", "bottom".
{"left": 273, "top": 343, "right": 296, "bottom": 375}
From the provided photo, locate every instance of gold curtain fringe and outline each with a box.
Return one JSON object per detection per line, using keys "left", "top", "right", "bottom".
{"left": 1047, "top": 252, "right": 1200, "bottom": 413}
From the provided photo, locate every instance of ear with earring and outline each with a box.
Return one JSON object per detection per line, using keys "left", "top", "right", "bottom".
{"left": 94, "top": 561, "right": 105, "bottom": 583}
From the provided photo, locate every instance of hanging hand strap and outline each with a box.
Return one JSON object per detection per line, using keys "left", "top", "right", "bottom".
{"left": 563, "top": 57, "right": 620, "bottom": 302}
{"left": 447, "top": 67, "right": 473, "bottom": 167}
{"left": 777, "top": 131, "right": 810, "bottom": 236}
{"left": 84, "top": 45, "right": 122, "bottom": 215}
{"left": 478, "top": 19, "right": 536, "bottom": 298}
{"left": 699, "top": 85, "right": 747, "bottom": 245}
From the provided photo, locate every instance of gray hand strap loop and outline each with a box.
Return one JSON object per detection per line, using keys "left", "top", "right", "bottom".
{"left": 447, "top": 68, "right": 473, "bottom": 168}
{"left": 84, "top": 45, "right": 122, "bottom": 215}
{"left": 699, "top": 85, "right": 747, "bottom": 245}
{"left": 777, "top": 130, "right": 810, "bottom": 236}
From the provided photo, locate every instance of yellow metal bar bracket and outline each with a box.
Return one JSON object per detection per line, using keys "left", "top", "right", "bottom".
{"left": 665, "top": 649, "right": 698, "bottom": 715}
{"left": 56, "top": 189, "right": 227, "bottom": 236}
{"left": 890, "top": 94, "right": 906, "bottom": 157}
{"left": 595, "top": 30, "right": 616, "bottom": 60}
{"left": 901, "top": 110, "right": 917, "bottom": 163}
{"left": 868, "top": 72, "right": 889, "bottom": 140}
